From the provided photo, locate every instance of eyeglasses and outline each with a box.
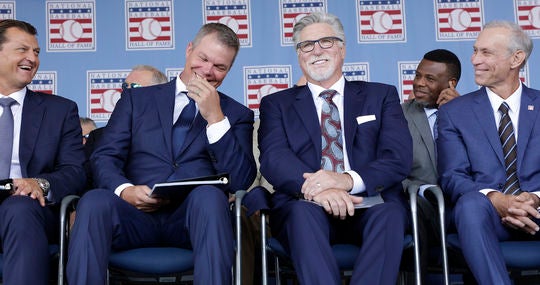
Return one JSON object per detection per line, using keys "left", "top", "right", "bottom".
{"left": 296, "top": 36, "right": 343, "bottom": 53}
{"left": 121, "top": 82, "right": 142, "bottom": 90}
{"left": 82, "top": 133, "right": 90, "bottom": 139}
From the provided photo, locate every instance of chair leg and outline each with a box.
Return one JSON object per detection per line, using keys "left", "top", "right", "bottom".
{"left": 274, "top": 256, "right": 281, "bottom": 285}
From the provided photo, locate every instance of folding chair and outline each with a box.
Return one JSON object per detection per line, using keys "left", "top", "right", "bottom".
{"left": 243, "top": 186, "right": 416, "bottom": 285}
{"left": 406, "top": 184, "right": 449, "bottom": 285}
{"left": 59, "top": 191, "right": 247, "bottom": 285}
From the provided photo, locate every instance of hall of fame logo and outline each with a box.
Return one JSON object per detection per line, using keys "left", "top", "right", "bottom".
{"left": 166, "top": 68, "right": 183, "bottom": 81}
{"left": 280, "top": 0, "right": 326, "bottom": 46}
{"left": 0, "top": 2, "right": 15, "bottom": 20}
{"left": 87, "top": 70, "right": 130, "bottom": 122}
{"left": 343, "top": 62, "right": 370, "bottom": 82}
{"left": 435, "top": 0, "right": 483, "bottom": 41}
{"left": 204, "top": 0, "right": 252, "bottom": 47}
{"left": 46, "top": 1, "right": 96, "bottom": 52}
{"left": 126, "top": 0, "right": 174, "bottom": 50}
{"left": 357, "top": 0, "right": 406, "bottom": 43}
{"left": 244, "top": 65, "right": 292, "bottom": 117}
{"left": 28, "top": 71, "right": 57, "bottom": 95}
{"left": 515, "top": 0, "right": 540, "bottom": 38}
{"left": 520, "top": 64, "right": 529, "bottom": 86}
{"left": 398, "top": 61, "right": 419, "bottom": 103}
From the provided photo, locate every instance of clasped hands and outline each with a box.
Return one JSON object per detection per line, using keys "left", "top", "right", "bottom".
{"left": 489, "top": 191, "right": 540, "bottom": 235}
{"left": 301, "top": 170, "right": 362, "bottom": 220}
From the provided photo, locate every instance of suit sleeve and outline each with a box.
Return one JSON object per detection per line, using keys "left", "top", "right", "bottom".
{"left": 207, "top": 104, "right": 257, "bottom": 192}
{"left": 437, "top": 105, "right": 481, "bottom": 204}
{"left": 38, "top": 100, "right": 86, "bottom": 200}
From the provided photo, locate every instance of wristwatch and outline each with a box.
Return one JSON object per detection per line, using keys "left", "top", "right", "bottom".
{"left": 33, "top": 178, "right": 50, "bottom": 195}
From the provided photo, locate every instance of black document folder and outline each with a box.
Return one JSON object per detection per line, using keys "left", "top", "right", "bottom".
{"left": 148, "top": 173, "right": 229, "bottom": 201}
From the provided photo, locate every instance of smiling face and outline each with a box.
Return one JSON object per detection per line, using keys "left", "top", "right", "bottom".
{"left": 297, "top": 23, "right": 345, "bottom": 88}
{"left": 413, "top": 59, "right": 453, "bottom": 107}
{"left": 0, "top": 27, "right": 40, "bottom": 95}
{"left": 471, "top": 26, "right": 520, "bottom": 93}
{"left": 180, "top": 32, "right": 236, "bottom": 88}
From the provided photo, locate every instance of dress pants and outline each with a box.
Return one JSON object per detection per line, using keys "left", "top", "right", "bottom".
{"left": 452, "top": 191, "right": 540, "bottom": 285}
{"left": 0, "top": 196, "right": 57, "bottom": 285}
{"left": 271, "top": 199, "right": 407, "bottom": 285}
{"left": 67, "top": 186, "right": 234, "bottom": 285}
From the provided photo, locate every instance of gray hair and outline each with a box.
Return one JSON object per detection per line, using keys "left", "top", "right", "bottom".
{"left": 79, "top": 117, "right": 96, "bottom": 128}
{"left": 484, "top": 21, "right": 533, "bottom": 68}
{"left": 292, "top": 12, "right": 346, "bottom": 46}
{"left": 131, "top": 65, "right": 168, "bottom": 84}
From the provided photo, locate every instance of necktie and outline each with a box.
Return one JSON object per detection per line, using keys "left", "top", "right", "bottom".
{"left": 498, "top": 102, "right": 521, "bottom": 195}
{"left": 320, "top": 90, "right": 344, "bottom": 172}
{"left": 432, "top": 110, "right": 438, "bottom": 141}
{"left": 0, "top": 97, "right": 16, "bottom": 179}
{"left": 172, "top": 96, "right": 196, "bottom": 156}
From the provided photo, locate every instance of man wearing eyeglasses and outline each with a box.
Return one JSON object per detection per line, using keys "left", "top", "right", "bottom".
{"left": 258, "top": 12, "right": 412, "bottom": 285}
{"left": 67, "top": 24, "right": 256, "bottom": 284}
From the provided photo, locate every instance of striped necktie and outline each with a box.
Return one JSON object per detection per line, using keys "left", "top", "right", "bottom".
{"left": 498, "top": 102, "right": 521, "bottom": 195}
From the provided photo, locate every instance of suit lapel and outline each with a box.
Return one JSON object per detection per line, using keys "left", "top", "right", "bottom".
{"left": 293, "top": 87, "right": 321, "bottom": 162}
{"left": 155, "top": 80, "right": 176, "bottom": 158}
{"left": 472, "top": 88, "right": 505, "bottom": 166}
{"left": 516, "top": 86, "right": 539, "bottom": 170}
{"left": 343, "top": 81, "right": 365, "bottom": 163}
{"left": 409, "top": 101, "right": 437, "bottom": 170}
{"left": 19, "top": 89, "right": 44, "bottom": 177}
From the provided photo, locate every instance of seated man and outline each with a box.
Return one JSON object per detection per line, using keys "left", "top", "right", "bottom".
{"left": 401, "top": 49, "right": 461, "bottom": 282}
{"left": 67, "top": 23, "right": 256, "bottom": 285}
{"left": 258, "top": 12, "right": 412, "bottom": 285}
{"left": 438, "top": 21, "right": 540, "bottom": 285}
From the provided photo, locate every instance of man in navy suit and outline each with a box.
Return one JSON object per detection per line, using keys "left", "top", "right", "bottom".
{"left": 0, "top": 20, "right": 85, "bottom": 284}
{"left": 67, "top": 23, "right": 256, "bottom": 284}
{"left": 438, "top": 21, "right": 540, "bottom": 285}
{"left": 258, "top": 12, "right": 412, "bottom": 285}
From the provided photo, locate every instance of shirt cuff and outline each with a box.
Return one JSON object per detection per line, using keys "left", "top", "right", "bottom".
{"left": 344, "top": 170, "right": 365, "bottom": 195}
{"left": 114, "top": 183, "right": 133, "bottom": 197}
{"left": 206, "top": 116, "right": 231, "bottom": 144}
{"left": 479, "top": 188, "right": 498, "bottom": 196}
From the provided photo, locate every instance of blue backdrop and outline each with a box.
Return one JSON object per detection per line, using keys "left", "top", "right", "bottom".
{"left": 9, "top": 0, "right": 540, "bottom": 125}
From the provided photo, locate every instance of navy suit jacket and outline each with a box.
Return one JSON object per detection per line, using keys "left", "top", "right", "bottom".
{"left": 438, "top": 85, "right": 540, "bottom": 205}
{"left": 258, "top": 80, "right": 412, "bottom": 209}
{"left": 19, "top": 89, "right": 86, "bottom": 201}
{"left": 91, "top": 79, "right": 256, "bottom": 193}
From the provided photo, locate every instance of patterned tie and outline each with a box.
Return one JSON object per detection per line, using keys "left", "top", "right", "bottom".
{"left": 0, "top": 97, "right": 16, "bottom": 179}
{"left": 172, "top": 95, "right": 196, "bottom": 156}
{"left": 320, "top": 90, "right": 344, "bottom": 172}
{"left": 432, "top": 110, "right": 438, "bottom": 141}
{"left": 498, "top": 102, "right": 521, "bottom": 195}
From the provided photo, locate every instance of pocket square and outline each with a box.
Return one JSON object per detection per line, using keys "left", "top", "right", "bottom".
{"left": 356, "top": 115, "right": 376, "bottom": 125}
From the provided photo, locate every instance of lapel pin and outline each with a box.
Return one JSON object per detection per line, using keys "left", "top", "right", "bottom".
{"left": 528, "top": 105, "right": 534, "bottom": 111}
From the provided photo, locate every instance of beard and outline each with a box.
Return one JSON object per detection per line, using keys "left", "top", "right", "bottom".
{"left": 304, "top": 56, "right": 337, "bottom": 82}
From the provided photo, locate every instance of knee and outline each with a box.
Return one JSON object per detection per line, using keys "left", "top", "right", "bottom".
{"left": 187, "top": 186, "right": 229, "bottom": 215}
{"left": 0, "top": 196, "right": 42, "bottom": 221}
{"left": 76, "top": 189, "right": 116, "bottom": 215}
{"left": 454, "top": 192, "right": 492, "bottom": 226}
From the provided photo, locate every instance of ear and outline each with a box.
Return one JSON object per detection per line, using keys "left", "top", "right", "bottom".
{"left": 510, "top": 50, "right": 526, "bottom": 69}
{"left": 185, "top": 42, "right": 193, "bottom": 59}
{"left": 449, "top": 78, "right": 458, "bottom": 88}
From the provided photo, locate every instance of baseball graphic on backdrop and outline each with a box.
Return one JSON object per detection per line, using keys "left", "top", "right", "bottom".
{"left": 370, "top": 11, "right": 393, "bottom": 34}
{"left": 219, "top": 16, "right": 239, "bottom": 33}
{"left": 529, "top": 7, "right": 540, "bottom": 28}
{"left": 448, "top": 9, "right": 471, "bottom": 31}
{"left": 60, "top": 20, "right": 83, "bottom": 42}
{"left": 257, "top": 84, "right": 278, "bottom": 101}
{"left": 139, "top": 18, "right": 162, "bottom": 40}
{"left": 101, "top": 89, "right": 121, "bottom": 112}
{"left": 293, "top": 13, "right": 308, "bottom": 27}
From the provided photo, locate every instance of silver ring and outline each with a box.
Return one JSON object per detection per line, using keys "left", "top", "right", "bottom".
{"left": 316, "top": 182, "right": 321, "bottom": 187}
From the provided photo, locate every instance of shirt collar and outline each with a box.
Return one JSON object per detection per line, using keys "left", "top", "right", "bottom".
{"left": 175, "top": 74, "right": 189, "bottom": 96}
{"left": 486, "top": 83, "right": 522, "bottom": 114}
{"left": 0, "top": 87, "right": 26, "bottom": 105}
{"left": 307, "top": 76, "right": 345, "bottom": 101}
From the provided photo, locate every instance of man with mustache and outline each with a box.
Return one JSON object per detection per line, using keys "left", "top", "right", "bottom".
{"left": 258, "top": 12, "right": 412, "bottom": 285}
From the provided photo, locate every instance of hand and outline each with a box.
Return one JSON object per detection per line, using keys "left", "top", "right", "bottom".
{"left": 436, "top": 80, "right": 460, "bottom": 107}
{"left": 312, "top": 189, "right": 363, "bottom": 219}
{"left": 120, "top": 185, "right": 169, "bottom": 212}
{"left": 301, "top": 170, "right": 353, "bottom": 200}
{"left": 12, "top": 178, "right": 47, "bottom": 207}
{"left": 186, "top": 72, "right": 224, "bottom": 125}
{"left": 489, "top": 191, "right": 540, "bottom": 235}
